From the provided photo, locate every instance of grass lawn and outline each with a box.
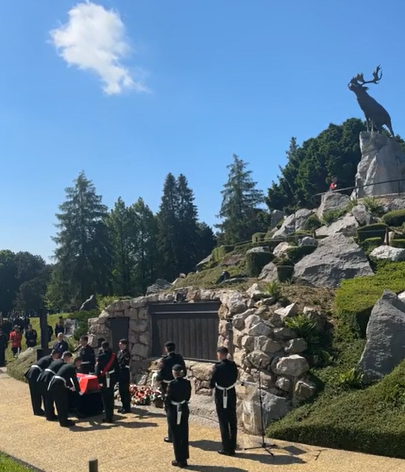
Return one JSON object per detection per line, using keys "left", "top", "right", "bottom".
{"left": 0, "top": 452, "right": 37, "bottom": 472}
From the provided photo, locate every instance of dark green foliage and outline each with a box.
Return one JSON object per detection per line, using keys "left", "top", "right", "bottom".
{"left": 69, "top": 310, "right": 99, "bottom": 341}
{"left": 357, "top": 223, "right": 387, "bottom": 243}
{"left": 266, "top": 119, "right": 367, "bottom": 212}
{"left": 284, "top": 314, "right": 318, "bottom": 349}
{"left": 277, "top": 265, "right": 294, "bottom": 282}
{"left": 322, "top": 208, "right": 346, "bottom": 225}
{"left": 251, "top": 232, "right": 266, "bottom": 243}
{"left": 211, "top": 245, "right": 234, "bottom": 262}
{"left": 362, "top": 197, "right": 385, "bottom": 217}
{"left": 246, "top": 251, "right": 273, "bottom": 277}
{"left": 360, "top": 237, "right": 382, "bottom": 255}
{"left": 302, "top": 214, "right": 322, "bottom": 231}
{"left": 267, "top": 360, "right": 405, "bottom": 459}
{"left": 286, "top": 245, "right": 316, "bottom": 263}
{"left": 382, "top": 209, "right": 405, "bottom": 227}
{"left": 46, "top": 172, "right": 112, "bottom": 311}
{"left": 216, "top": 154, "right": 265, "bottom": 244}
{"left": 335, "top": 262, "right": 405, "bottom": 337}
{"left": 391, "top": 239, "right": 405, "bottom": 248}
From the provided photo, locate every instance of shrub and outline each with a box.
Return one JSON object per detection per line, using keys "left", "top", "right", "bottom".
{"left": 322, "top": 208, "right": 346, "bottom": 225}
{"left": 302, "top": 214, "right": 322, "bottom": 231}
{"left": 357, "top": 223, "right": 387, "bottom": 243}
{"left": 338, "top": 368, "right": 364, "bottom": 389}
{"left": 391, "top": 239, "right": 405, "bottom": 248}
{"left": 286, "top": 245, "right": 317, "bottom": 263}
{"left": 264, "top": 281, "right": 282, "bottom": 301}
{"left": 251, "top": 232, "right": 266, "bottom": 243}
{"left": 246, "top": 251, "right": 274, "bottom": 277}
{"left": 382, "top": 209, "right": 405, "bottom": 227}
{"left": 284, "top": 314, "right": 319, "bottom": 348}
{"left": 211, "top": 245, "right": 234, "bottom": 262}
{"left": 277, "top": 265, "right": 294, "bottom": 282}
{"left": 359, "top": 237, "right": 381, "bottom": 255}
{"left": 335, "top": 262, "right": 405, "bottom": 337}
{"left": 363, "top": 196, "right": 385, "bottom": 216}
{"left": 267, "top": 360, "right": 405, "bottom": 459}
{"left": 69, "top": 310, "right": 99, "bottom": 341}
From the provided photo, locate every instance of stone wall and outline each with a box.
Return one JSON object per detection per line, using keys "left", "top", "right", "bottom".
{"left": 88, "top": 284, "right": 326, "bottom": 434}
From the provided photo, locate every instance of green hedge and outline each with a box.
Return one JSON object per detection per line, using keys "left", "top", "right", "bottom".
{"left": 267, "top": 360, "right": 405, "bottom": 459}
{"left": 246, "top": 251, "right": 274, "bottom": 277}
{"left": 277, "top": 265, "right": 294, "bottom": 282}
{"left": 335, "top": 262, "right": 405, "bottom": 337}
{"left": 211, "top": 245, "right": 234, "bottom": 262}
{"left": 252, "top": 232, "right": 266, "bottom": 243}
{"left": 360, "top": 237, "right": 381, "bottom": 255}
{"left": 286, "top": 245, "right": 316, "bottom": 263}
{"left": 391, "top": 239, "right": 405, "bottom": 249}
{"left": 302, "top": 214, "right": 322, "bottom": 231}
{"left": 357, "top": 223, "right": 387, "bottom": 243}
{"left": 382, "top": 209, "right": 405, "bottom": 227}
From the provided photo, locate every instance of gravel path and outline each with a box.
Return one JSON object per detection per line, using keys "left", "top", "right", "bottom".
{"left": 0, "top": 370, "right": 404, "bottom": 472}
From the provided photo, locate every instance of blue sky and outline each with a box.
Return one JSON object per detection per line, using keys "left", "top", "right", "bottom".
{"left": 1, "top": 0, "right": 404, "bottom": 261}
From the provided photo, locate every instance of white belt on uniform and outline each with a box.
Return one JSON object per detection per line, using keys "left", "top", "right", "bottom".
{"left": 81, "top": 361, "right": 90, "bottom": 365}
{"left": 215, "top": 383, "right": 236, "bottom": 409}
{"left": 45, "top": 368, "right": 56, "bottom": 374}
{"left": 171, "top": 400, "right": 186, "bottom": 425}
{"left": 106, "top": 369, "right": 115, "bottom": 388}
{"left": 162, "top": 379, "right": 174, "bottom": 384}
{"left": 31, "top": 365, "right": 43, "bottom": 372}
{"left": 48, "top": 375, "right": 66, "bottom": 391}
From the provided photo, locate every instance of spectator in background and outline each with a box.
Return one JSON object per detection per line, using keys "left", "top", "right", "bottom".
{"left": 25, "top": 324, "right": 38, "bottom": 348}
{"left": 0, "top": 328, "right": 7, "bottom": 366}
{"left": 48, "top": 325, "right": 53, "bottom": 344}
{"left": 52, "top": 333, "right": 69, "bottom": 358}
{"left": 329, "top": 177, "right": 337, "bottom": 191}
{"left": 9, "top": 326, "right": 22, "bottom": 358}
{"left": 55, "top": 317, "right": 65, "bottom": 337}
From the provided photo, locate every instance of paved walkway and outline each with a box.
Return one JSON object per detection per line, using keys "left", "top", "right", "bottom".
{"left": 0, "top": 368, "right": 404, "bottom": 472}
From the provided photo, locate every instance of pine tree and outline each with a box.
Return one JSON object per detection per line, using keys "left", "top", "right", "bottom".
{"left": 196, "top": 222, "right": 216, "bottom": 261}
{"left": 47, "top": 171, "right": 112, "bottom": 310}
{"left": 216, "top": 154, "right": 264, "bottom": 244}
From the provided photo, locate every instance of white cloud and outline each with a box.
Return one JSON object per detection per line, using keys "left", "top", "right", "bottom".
{"left": 50, "top": 1, "right": 148, "bottom": 95}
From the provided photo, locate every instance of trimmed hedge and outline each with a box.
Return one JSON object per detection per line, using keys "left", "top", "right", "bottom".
{"left": 360, "top": 237, "right": 381, "bottom": 255}
{"left": 267, "top": 360, "right": 405, "bottom": 459}
{"left": 211, "top": 245, "right": 234, "bottom": 262}
{"left": 252, "top": 232, "right": 266, "bottom": 243}
{"left": 246, "top": 251, "right": 274, "bottom": 277}
{"left": 286, "top": 245, "right": 316, "bottom": 263}
{"left": 357, "top": 223, "right": 387, "bottom": 243}
{"left": 382, "top": 209, "right": 405, "bottom": 227}
{"left": 335, "top": 261, "right": 405, "bottom": 337}
{"left": 391, "top": 239, "right": 405, "bottom": 249}
{"left": 302, "top": 214, "right": 322, "bottom": 231}
{"left": 277, "top": 265, "right": 294, "bottom": 282}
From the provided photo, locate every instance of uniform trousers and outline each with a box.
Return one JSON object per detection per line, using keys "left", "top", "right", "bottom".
{"left": 215, "top": 391, "right": 237, "bottom": 453}
{"left": 161, "top": 382, "right": 172, "bottom": 440}
{"left": 40, "top": 382, "right": 57, "bottom": 420}
{"left": 28, "top": 376, "right": 43, "bottom": 415}
{"left": 51, "top": 383, "right": 70, "bottom": 426}
{"left": 118, "top": 371, "right": 131, "bottom": 412}
{"left": 167, "top": 404, "right": 189, "bottom": 463}
{"left": 100, "top": 386, "right": 115, "bottom": 422}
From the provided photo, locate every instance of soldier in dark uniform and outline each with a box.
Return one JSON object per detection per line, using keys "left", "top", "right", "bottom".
{"left": 37, "top": 354, "right": 65, "bottom": 421}
{"left": 156, "top": 341, "right": 187, "bottom": 443}
{"left": 25, "top": 349, "right": 60, "bottom": 416}
{"left": 165, "top": 364, "right": 191, "bottom": 468}
{"left": 78, "top": 335, "right": 95, "bottom": 374}
{"left": 48, "top": 353, "right": 82, "bottom": 428}
{"left": 95, "top": 341, "right": 119, "bottom": 423}
{"left": 117, "top": 339, "right": 131, "bottom": 414}
{"left": 210, "top": 346, "right": 238, "bottom": 456}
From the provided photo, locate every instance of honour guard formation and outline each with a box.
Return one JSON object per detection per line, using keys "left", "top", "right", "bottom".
{"left": 25, "top": 338, "right": 240, "bottom": 469}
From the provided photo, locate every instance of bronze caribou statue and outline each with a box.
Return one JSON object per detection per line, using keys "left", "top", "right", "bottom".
{"left": 348, "top": 65, "right": 395, "bottom": 137}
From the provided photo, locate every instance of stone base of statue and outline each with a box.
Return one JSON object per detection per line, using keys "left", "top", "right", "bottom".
{"left": 351, "top": 132, "right": 405, "bottom": 199}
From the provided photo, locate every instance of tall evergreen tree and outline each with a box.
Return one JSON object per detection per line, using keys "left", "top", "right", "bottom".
{"left": 216, "top": 154, "right": 264, "bottom": 244}
{"left": 196, "top": 222, "right": 216, "bottom": 261}
{"left": 46, "top": 172, "right": 112, "bottom": 310}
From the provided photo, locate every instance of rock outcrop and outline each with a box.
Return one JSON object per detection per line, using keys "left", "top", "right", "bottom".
{"left": 316, "top": 214, "right": 359, "bottom": 237}
{"left": 272, "top": 209, "right": 314, "bottom": 239}
{"left": 293, "top": 233, "right": 373, "bottom": 288}
{"left": 352, "top": 132, "right": 405, "bottom": 198}
{"left": 316, "top": 191, "right": 350, "bottom": 219}
{"left": 359, "top": 290, "right": 405, "bottom": 382}
{"left": 146, "top": 279, "right": 172, "bottom": 294}
{"left": 369, "top": 245, "right": 405, "bottom": 262}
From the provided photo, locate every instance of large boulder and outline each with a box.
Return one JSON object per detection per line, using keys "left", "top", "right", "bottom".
{"left": 359, "top": 290, "right": 405, "bottom": 382}
{"left": 316, "top": 213, "right": 359, "bottom": 237}
{"left": 351, "top": 204, "right": 376, "bottom": 226}
{"left": 273, "top": 242, "right": 291, "bottom": 258}
{"left": 196, "top": 254, "right": 212, "bottom": 271}
{"left": 273, "top": 354, "right": 309, "bottom": 377}
{"left": 258, "top": 262, "right": 278, "bottom": 282}
{"left": 79, "top": 294, "right": 97, "bottom": 311}
{"left": 270, "top": 209, "right": 286, "bottom": 229}
{"left": 385, "top": 198, "right": 405, "bottom": 212}
{"left": 369, "top": 245, "right": 405, "bottom": 262}
{"left": 241, "top": 388, "right": 290, "bottom": 435}
{"left": 272, "top": 209, "right": 314, "bottom": 239}
{"left": 293, "top": 233, "right": 373, "bottom": 288}
{"left": 146, "top": 279, "right": 172, "bottom": 295}
{"left": 351, "top": 132, "right": 405, "bottom": 198}
{"left": 316, "top": 191, "right": 350, "bottom": 219}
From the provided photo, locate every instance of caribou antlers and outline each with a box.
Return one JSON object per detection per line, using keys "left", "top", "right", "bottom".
{"left": 350, "top": 65, "right": 382, "bottom": 87}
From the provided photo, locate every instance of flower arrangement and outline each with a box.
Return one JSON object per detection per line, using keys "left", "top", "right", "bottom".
{"left": 115, "top": 384, "right": 164, "bottom": 407}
